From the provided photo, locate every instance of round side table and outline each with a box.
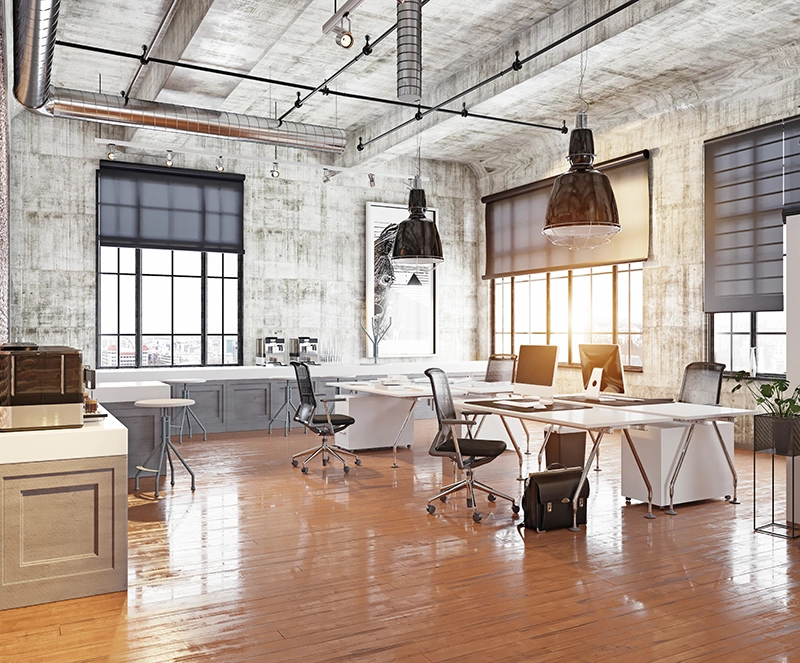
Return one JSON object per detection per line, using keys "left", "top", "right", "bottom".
{"left": 163, "top": 379, "right": 208, "bottom": 443}
{"left": 134, "top": 398, "right": 196, "bottom": 497}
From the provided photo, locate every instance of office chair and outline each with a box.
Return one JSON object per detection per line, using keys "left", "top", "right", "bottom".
{"left": 425, "top": 367, "right": 519, "bottom": 523}
{"left": 484, "top": 354, "right": 517, "bottom": 382}
{"left": 290, "top": 361, "right": 361, "bottom": 474}
{"left": 679, "top": 361, "right": 725, "bottom": 405}
{"left": 667, "top": 360, "right": 738, "bottom": 513}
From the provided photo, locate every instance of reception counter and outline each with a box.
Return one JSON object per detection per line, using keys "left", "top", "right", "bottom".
{"left": 0, "top": 411, "right": 128, "bottom": 610}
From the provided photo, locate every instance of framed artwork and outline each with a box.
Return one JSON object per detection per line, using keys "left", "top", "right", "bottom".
{"left": 365, "top": 202, "right": 437, "bottom": 358}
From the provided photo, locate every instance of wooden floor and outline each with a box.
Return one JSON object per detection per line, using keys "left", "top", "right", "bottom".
{"left": 1, "top": 420, "right": 799, "bottom": 662}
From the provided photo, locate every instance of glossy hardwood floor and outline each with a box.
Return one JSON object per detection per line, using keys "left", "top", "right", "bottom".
{"left": 1, "top": 419, "right": 799, "bottom": 663}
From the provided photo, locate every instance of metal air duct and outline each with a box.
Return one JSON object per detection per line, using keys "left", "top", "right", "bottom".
{"left": 12, "top": 0, "right": 347, "bottom": 154}
{"left": 397, "top": 0, "right": 422, "bottom": 103}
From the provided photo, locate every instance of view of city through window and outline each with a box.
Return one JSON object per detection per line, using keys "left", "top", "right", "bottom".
{"left": 99, "top": 246, "right": 241, "bottom": 368}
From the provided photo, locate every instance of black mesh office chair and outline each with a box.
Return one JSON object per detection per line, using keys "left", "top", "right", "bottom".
{"left": 484, "top": 354, "right": 517, "bottom": 382}
{"left": 425, "top": 367, "right": 519, "bottom": 522}
{"left": 667, "top": 360, "right": 738, "bottom": 514}
{"left": 290, "top": 361, "right": 361, "bottom": 474}
{"left": 679, "top": 361, "right": 725, "bottom": 404}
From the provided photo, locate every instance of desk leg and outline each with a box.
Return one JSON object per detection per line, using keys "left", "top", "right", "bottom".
{"left": 622, "top": 429, "right": 656, "bottom": 520}
{"left": 536, "top": 425, "right": 555, "bottom": 471}
{"left": 499, "top": 415, "right": 524, "bottom": 481}
{"left": 570, "top": 430, "right": 602, "bottom": 532}
{"left": 666, "top": 423, "right": 696, "bottom": 516}
{"left": 392, "top": 399, "right": 418, "bottom": 468}
{"left": 713, "top": 421, "right": 739, "bottom": 504}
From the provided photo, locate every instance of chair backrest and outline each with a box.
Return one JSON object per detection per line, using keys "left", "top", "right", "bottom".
{"left": 291, "top": 361, "right": 317, "bottom": 424}
{"left": 425, "top": 367, "right": 459, "bottom": 455}
{"left": 679, "top": 361, "right": 725, "bottom": 405}
{"left": 485, "top": 354, "right": 516, "bottom": 382}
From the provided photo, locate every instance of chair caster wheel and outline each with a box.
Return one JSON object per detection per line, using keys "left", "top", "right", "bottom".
{"left": 343, "top": 466, "right": 350, "bottom": 473}
{"left": 488, "top": 494, "right": 496, "bottom": 502}
{"left": 427, "top": 504, "right": 436, "bottom": 514}
{"left": 292, "top": 459, "right": 299, "bottom": 467}
{"left": 439, "top": 496, "right": 447, "bottom": 503}
{"left": 512, "top": 504, "right": 520, "bottom": 514}
{"left": 473, "top": 512, "right": 483, "bottom": 523}
{"left": 355, "top": 459, "right": 362, "bottom": 466}
{"left": 725, "top": 495, "right": 731, "bottom": 501}
{"left": 301, "top": 466, "right": 309, "bottom": 474}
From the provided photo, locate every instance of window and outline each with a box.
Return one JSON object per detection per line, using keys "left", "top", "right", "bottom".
{"left": 96, "top": 161, "right": 245, "bottom": 369}
{"left": 710, "top": 312, "right": 786, "bottom": 377}
{"left": 492, "top": 262, "right": 643, "bottom": 367}
{"left": 99, "top": 247, "right": 241, "bottom": 367}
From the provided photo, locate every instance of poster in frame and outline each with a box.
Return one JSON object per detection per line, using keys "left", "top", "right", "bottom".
{"left": 365, "top": 202, "right": 437, "bottom": 358}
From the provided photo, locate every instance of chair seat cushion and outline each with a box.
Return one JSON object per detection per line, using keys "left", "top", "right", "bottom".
{"left": 438, "top": 437, "right": 506, "bottom": 458}
{"left": 311, "top": 413, "right": 355, "bottom": 427}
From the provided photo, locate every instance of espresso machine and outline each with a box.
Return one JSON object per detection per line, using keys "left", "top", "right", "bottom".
{"left": 297, "top": 337, "right": 320, "bottom": 364}
{"left": 261, "top": 337, "right": 288, "bottom": 366}
{"left": 0, "top": 344, "right": 84, "bottom": 431}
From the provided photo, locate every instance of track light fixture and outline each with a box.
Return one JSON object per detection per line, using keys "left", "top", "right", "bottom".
{"left": 165, "top": 150, "right": 174, "bottom": 167}
{"left": 106, "top": 143, "right": 117, "bottom": 160}
{"left": 368, "top": 173, "right": 375, "bottom": 187}
{"left": 333, "top": 15, "right": 354, "bottom": 48}
{"left": 215, "top": 155, "right": 225, "bottom": 172}
{"left": 270, "top": 162, "right": 280, "bottom": 178}
{"left": 322, "top": 168, "right": 331, "bottom": 183}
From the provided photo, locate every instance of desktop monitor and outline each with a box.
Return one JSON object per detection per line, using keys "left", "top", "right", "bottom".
{"left": 578, "top": 344, "right": 625, "bottom": 396}
{"left": 514, "top": 345, "right": 558, "bottom": 399}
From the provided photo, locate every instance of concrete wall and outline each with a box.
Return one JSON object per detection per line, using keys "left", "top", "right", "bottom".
{"left": 6, "top": 111, "right": 486, "bottom": 366}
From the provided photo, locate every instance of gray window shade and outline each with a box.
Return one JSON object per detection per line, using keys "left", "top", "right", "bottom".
{"left": 703, "top": 119, "right": 797, "bottom": 313}
{"left": 482, "top": 152, "right": 650, "bottom": 279}
{"left": 97, "top": 161, "right": 245, "bottom": 254}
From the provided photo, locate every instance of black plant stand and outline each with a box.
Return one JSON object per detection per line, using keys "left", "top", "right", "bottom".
{"left": 753, "top": 414, "right": 800, "bottom": 539}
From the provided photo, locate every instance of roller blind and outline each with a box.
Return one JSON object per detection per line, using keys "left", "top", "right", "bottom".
{"left": 482, "top": 152, "right": 650, "bottom": 279}
{"left": 704, "top": 117, "right": 800, "bottom": 313}
{"left": 97, "top": 161, "right": 245, "bottom": 254}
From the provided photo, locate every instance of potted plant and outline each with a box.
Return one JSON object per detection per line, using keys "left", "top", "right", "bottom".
{"left": 731, "top": 371, "right": 800, "bottom": 456}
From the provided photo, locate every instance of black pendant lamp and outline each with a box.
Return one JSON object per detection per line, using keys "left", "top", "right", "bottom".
{"left": 391, "top": 175, "right": 443, "bottom": 271}
{"left": 543, "top": 110, "right": 619, "bottom": 250}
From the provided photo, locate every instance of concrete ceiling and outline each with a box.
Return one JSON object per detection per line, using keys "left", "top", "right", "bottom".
{"left": 47, "top": 0, "right": 800, "bottom": 172}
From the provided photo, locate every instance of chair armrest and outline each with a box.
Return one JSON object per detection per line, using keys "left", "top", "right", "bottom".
{"left": 442, "top": 418, "right": 476, "bottom": 426}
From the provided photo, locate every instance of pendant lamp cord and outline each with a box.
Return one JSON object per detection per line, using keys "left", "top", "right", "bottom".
{"left": 578, "top": 4, "right": 588, "bottom": 112}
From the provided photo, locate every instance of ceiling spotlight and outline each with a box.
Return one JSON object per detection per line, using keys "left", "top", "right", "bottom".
{"left": 368, "top": 173, "right": 375, "bottom": 187}
{"left": 106, "top": 143, "right": 117, "bottom": 160}
{"left": 270, "top": 162, "right": 280, "bottom": 178}
{"left": 333, "top": 15, "right": 354, "bottom": 48}
{"left": 322, "top": 168, "right": 332, "bottom": 183}
{"left": 215, "top": 155, "right": 225, "bottom": 173}
{"left": 165, "top": 150, "right": 174, "bottom": 168}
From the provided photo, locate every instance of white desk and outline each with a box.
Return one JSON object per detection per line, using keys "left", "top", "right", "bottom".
{"left": 332, "top": 381, "right": 433, "bottom": 467}
{"left": 462, "top": 400, "right": 673, "bottom": 529}
{"left": 608, "top": 402, "right": 756, "bottom": 513}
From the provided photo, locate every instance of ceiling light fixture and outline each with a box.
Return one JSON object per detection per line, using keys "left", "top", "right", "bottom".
{"left": 215, "top": 155, "right": 225, "bottom": 172}
{"left": 322, "top": 168, "right": 332, "bottom": 183}
{"left": 332, "top": 14, "right": 354, "bottom": 49}
{"left": 270, "top": 162, "right": 280, "bottom": 178}
{"left": 391, "top": 174, "right": 442, "bottom": 271}
{"left": 368, "top": 173, "right": 375, "bottom": 187}
{"left": 543, "top": 46, "right": 619, "bottom": 250}
{"left": 165, "top": 150, "right": 174, "bottom": 167}
{"left": 106, "top": 143, "right": 117, "bottom": 160}
{"left": 322, "top": 0, "right": 366, "bottom": 35}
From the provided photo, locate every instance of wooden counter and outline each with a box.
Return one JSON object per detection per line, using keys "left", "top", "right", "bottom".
{"left": 0, "top": 410, "right": 128, "bottom": 610}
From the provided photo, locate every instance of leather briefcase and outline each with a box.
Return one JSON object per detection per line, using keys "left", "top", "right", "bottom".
{"left": 521, "top": 465, "right": 589, "bottom": 532}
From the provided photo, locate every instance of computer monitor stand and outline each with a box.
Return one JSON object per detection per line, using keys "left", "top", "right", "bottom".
{"left": 584, "top": 367, "right": 603, "bottom": 400}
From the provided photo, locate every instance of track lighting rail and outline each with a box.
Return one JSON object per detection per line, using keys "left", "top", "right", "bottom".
{"left": 357, "top": 0, "right": 643, "bottom": 151}
{"left": 55, "top": 39, "right": 563, "bottom": 133}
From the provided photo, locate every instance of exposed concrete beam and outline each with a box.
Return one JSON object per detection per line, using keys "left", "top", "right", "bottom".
{"left": 345, "top": 0, "right": 687, "bottom": 167}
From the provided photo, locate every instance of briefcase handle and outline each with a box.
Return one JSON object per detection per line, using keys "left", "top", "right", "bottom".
{"left": 546, "top": 462, "right": 568, "bottom": 471}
